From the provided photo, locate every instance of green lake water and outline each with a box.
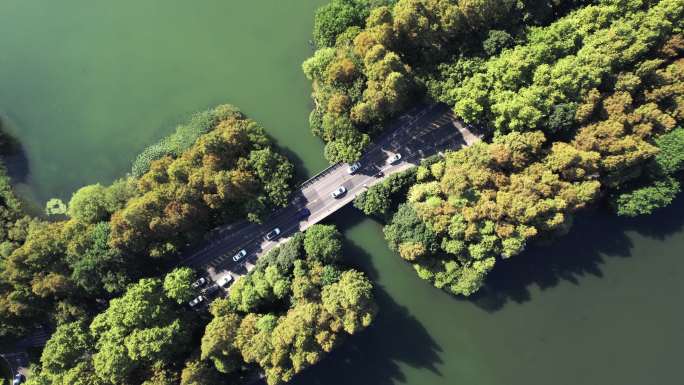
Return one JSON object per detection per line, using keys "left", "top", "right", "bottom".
{"left": 0, "top": 0, "right": 328, "bottom": 206}
{"left": 1, "top": 1, "right": 682, "bottom": 384}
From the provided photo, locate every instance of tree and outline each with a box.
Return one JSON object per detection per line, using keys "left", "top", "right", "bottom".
{"left": 40, "top": 321, "right": 92, "bottom": 379}
{"left": 163, "top": 268, "right": 196, "bottom": 304}
{"left": 614, "top": 177, "right": 681, "bottom": 217}
{"left": 655, "top": 127, "right": 684, "bottom": 174}
{"left": 66, "top": 221, "right": 131, "bottom": 295}
{"left": 482, "top": 30, "right": 513, "bottom": 56}
{"left": 321, "top": 270, "right": 376, "bottom": 334}
{"left": 384, "top": 204, "right": 436, "bottom": 254}
{"left": 304, "top": 224, "right": 343, "bottom": 264}
{"left": 313, "top": 0, "right": 369, "bottom": 48}
{"left": 89, "top": 278, "right": 192, "bottom": 384}
{"left": 180, "top": 358, "right": 223, "bottom": 385}
{"left": 228, "top": 266, "right": 291, "bottom": 313}
{"left": 68, "top": 184, "right": 110, "bottom": 223}
{"left": 200, "top": 313, "right": 242, "bottom": 374}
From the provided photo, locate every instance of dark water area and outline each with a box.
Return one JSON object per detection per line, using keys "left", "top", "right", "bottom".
{"left": 293, "top": 196, "right": 684, "bottom": 385}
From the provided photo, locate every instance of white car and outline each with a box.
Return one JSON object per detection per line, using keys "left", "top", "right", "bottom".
{"left": 265, "top": 228, "right": 281, "bottom": 241}
{"left": 387, "top": 153, "right": 402, "bottom": 164}
{"left": 331, "top": 186, "right": 347, "bottom": 199}
{"left": 188, "top": 296, "right": 205, "bottom": 308}
{"left": 217, "top": 275, "right": 233, "bottom": 288}
{"left": 191, "top": 277, "right": 207, "bottom": 290}
{"left": 348, "top": 162, "right": 361, "bottom": 174}
{"left": 232, "top": 249, "right": 247, "bottom": 262}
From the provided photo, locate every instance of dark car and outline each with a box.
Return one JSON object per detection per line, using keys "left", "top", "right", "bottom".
{"left": 202, "top": 284, "right": 220, "bottom": 296}
{"left": 297, "top": 208, "right": 311, "bottom": 220}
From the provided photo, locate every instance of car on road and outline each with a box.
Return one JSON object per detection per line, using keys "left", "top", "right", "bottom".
{"left": 386, "top": 153, "right": 402, "bottom": 164}
{"left": 265, "top": 228, "right": 281, "bottom": 241}
{"left": 297, "top": 207, "right": 311, "bottom": 220}
{"left": 331, "top": 186, "right": 347, "bottom": 199}
{"left": 232, "top": 249, "right": 247, "bottom": 262}
{"left": 188, "top": 295, "right": 205, "bottom": 308}
{"left": 202, "top": 284, "right": 220, "bottom": 296}
{"left": 217, "top": 275, "right": 233, "bottom": 288}
{"left": 191, "top": 277, "right": 207, "bottom": 290}
{"left": 348, "top": 162, "right": 361, "bottom": 174}
{"left": 13, "top": 374, "right": 25, "bottom": 385}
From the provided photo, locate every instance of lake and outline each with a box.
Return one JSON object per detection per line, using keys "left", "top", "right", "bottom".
{"left": 1, "top": 1, "right": 682, "bottom": 384}
{"left": 0, "top": 0, "right": 328, "bottom": 207}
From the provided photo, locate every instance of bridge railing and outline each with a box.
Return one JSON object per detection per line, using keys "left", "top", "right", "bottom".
{"left": 298, "top": 162, "right": 341, "bottom": 190}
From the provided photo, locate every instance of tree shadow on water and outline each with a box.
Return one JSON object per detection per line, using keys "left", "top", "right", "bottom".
{"left": 292, "top": 286, "right": 443, "bottom": 385}
{"left": 0, "top": 116, "right": 30, "bottom": 184}
{"left": 470, "top": 195, "right": 684, "bottom": 312}
{"left": 293, "top": 210, "right": 444, "bottom": 385}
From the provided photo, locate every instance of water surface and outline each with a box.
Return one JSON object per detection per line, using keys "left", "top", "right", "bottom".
{"left": 0, "top": 0, "right": 328, "bottom": 205}
{"left": 294, "top": 198, "right": 684, "bottom": 385}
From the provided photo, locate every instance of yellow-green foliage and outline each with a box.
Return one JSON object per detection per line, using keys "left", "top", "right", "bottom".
{"left": 110, "top": 111, "right": 293, "bottom": 257}
{"left": 200, "top": 229, "right": 377, "bottom": 385}
{"left": 388, "top": 131, "right": 601, "bottom": 295}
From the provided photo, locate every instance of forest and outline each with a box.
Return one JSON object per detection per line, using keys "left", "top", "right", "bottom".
{"left": 304, "top": 0, "right": 683, "bottom": 295}
{"left": 22, "top": 225, "right": 375, "bottom": 385}
{"left": 0, "top": 106, "right": 373, "bottom": 385}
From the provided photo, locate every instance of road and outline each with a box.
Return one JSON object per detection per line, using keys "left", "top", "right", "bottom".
{"left": 182, "top": 103, "right": 481, "bottom": 283}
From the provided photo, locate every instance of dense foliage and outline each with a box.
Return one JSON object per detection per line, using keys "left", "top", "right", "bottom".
{"left": 2, "top": 103, "right": 369, "bottom": 385}
{"left": 25, "top": 273, "right": 199, "bottom": 385}
{"left": 0, "top": 135, "right": 35, "bottom": 339}
{"left": 0, "top": 105, "right": 294, "bottom": 344}
{"left": 110, "top": 107, "right": 294, "bottom": 257}
{"left": 377, "top": 0, "right": 684, "bottom": 295}
{"left": 131, "top": 105, "right": 244, "bottom": 177}
{"left": 304, "top": 0, "right": 586, "bottom": 162}
{"left": 200, "top": 225, "right": 376, "bottom": 385}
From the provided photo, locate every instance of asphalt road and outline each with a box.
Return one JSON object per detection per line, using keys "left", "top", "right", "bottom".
{"left": 182, "top": 103, "right": 480, "bottom": 284}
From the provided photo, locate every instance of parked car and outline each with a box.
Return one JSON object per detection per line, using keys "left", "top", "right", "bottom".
{"left": 347, "top": 162, "right": 361, "bottom": 174}
{"left": 386, "top": 153, "right": 402, "bottom": 164}
{"left": 191, "top": 277, "right": 207, "bottom": 290}
{"left": 232, "top": 249, "right": 247, "bottom": 262}
{"left": 202, "top": 284, "right": 219, "bottom": 296}
{"left": 331, "top": 186, "right": 347, "bottom": 199}
{"left": 13, "top": 374, "right": 25, "bottom": 385}
{"left": 265, "top": 228, "right": 281, "bottom": 241}
{"left": 217, "top": 275, "right": 233, "bottom": 288}
{"left": 188, "top": 296, "right": 205, "bottom": 308}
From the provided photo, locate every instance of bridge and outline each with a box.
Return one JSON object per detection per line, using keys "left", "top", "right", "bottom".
{"left": 182, "top": 103, "right": 481, "bottom": 283}
{"left": 3, "top": 104, "right": 480, "bottom": 365}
